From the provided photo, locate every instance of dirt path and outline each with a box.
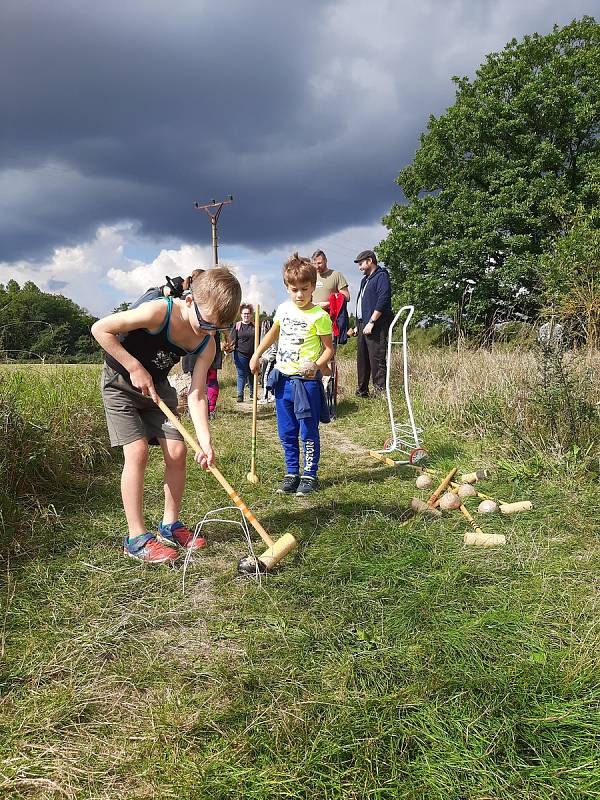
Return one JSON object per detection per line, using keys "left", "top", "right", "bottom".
{"left": 319, "top": 421, "right": 369, "bottom": 459}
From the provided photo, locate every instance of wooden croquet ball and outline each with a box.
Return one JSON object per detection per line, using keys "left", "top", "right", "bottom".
{"left": 477, "top": 499, "right": 499, "bottom": 514}
{"left": 439, "top": 492, "right": 461, "bottom": 511}
{"left": 237, "top": 555, "right": 268, "bottom": 577}
{"left": 415, "top": 474, "right": 433, "bottom": 490}
{"left": 457, "top": 483, "right": 477, "bottom": 498}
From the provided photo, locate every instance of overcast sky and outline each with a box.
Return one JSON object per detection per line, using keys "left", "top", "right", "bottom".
{"left": 1, "top": 0, "right": 596, "bottom": 316}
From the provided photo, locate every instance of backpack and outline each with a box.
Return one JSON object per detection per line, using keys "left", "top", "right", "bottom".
{"left": 128, "top": 275, "right": 185, "bottom": 310}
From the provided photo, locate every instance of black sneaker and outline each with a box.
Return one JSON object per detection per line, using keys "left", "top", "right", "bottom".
{"left": 236, "top": 395, "right": 244, "bottom": 403}
{"left": 296, "top": 476, "right": 319, "bottom": 496}
{"left": 277, "top": 474, "right": 300, "bottom": 494}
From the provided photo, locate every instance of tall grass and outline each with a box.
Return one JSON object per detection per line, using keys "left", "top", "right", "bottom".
{"left": 336, "top": 343, "right": 600, "bottom": 469}
{"left": 0, "top": 366, "right": 113, "bottom": 552}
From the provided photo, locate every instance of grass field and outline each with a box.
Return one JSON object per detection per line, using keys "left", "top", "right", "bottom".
{"left": 1, "top": 350, "right": 599, "bottom": 799}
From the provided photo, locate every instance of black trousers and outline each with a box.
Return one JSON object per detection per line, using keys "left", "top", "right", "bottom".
{"left": 356, "top": 320, "right": 389, "bottom": 395}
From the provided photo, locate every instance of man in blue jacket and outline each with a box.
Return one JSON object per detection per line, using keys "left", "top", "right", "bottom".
{"left": 354, "top": 249, "right": 392, "bottom": 397}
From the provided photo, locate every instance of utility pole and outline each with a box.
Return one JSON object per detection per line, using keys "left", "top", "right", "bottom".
{"left": 193, "top": 195, "right": 234, "bottom": 266}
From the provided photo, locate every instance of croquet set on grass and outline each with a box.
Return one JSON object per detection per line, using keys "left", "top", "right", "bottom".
{"left": 369, "top": 451, "right": 533, "bottom": 547}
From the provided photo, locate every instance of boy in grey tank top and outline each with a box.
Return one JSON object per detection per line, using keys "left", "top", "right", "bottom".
{"left": 92, "top": 268, "right": 241, "bottom": 564}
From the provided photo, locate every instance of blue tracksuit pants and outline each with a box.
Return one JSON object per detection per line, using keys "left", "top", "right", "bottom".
{"left": 233, "top": 352, "right": 253, "bottom": 398}
{"left": 275, "top": 376, "right": 321, "bottom": 477}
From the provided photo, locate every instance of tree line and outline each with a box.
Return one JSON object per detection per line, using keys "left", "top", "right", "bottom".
{"left": 0, "top": 280, "right": 99, "bottom": 362}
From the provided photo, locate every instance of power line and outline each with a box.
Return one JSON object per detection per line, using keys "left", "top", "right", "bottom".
{"left": 193, "top": 195, "right": 234, "bottom": 266}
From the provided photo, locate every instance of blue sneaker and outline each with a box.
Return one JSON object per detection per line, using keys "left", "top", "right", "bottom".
{"left": 123, "top": 533, "right": 178, "bottom": 564}
{"left": 158, "top": 520, "right": 206, "bottom": 550}
{"left": 296, "top": 476, "right": 320, "bottom": 496}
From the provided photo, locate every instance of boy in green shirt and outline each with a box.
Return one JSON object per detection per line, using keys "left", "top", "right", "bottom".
{"left": 250, "top": 253, "right": 334, "bottom": 495}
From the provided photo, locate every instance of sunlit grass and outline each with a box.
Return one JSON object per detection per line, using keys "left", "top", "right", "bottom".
{"left": 1, "top": 352, "right": 599, "bottom": 798}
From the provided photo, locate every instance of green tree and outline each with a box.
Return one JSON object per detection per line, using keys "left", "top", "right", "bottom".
{"left": 0, "top": 280, "right": 99, "bottom": 361}
{"left": 540, "top": 205, "right": 600, "bottom": 347}
{"left": 379, "top": 16, "right": 600, "bottom": 333}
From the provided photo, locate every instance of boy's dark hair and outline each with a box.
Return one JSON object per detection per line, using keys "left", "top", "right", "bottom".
{"left": 191, "top": 268, "right": 242, "bottom": 326}
{"left": 240, "top": 302, "right": 254, "bottom": 314}
{"left": 311, "top": 249, "right": 326, "bottom": 260}
{"left": 283, "top": 252, "right": 317, "bottom": 287}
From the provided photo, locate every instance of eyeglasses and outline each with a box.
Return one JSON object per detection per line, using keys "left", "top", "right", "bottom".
{"left": 193, "top": 302, "right": 231, "bottom": 332}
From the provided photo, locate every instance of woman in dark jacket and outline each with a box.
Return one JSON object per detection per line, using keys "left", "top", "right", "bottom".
{"left": 229, "top": 303, "right": 256, "bottom": 402}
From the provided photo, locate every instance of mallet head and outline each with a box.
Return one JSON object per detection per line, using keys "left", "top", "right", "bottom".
{"left": 237, "top": 532, "right": 298, "bottom": 577}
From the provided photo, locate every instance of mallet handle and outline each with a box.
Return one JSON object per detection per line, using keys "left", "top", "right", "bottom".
{"left": 156, "top": 398, "right": 275, "bottom": 547}
{"left": 427, "top": 468, "right": 458, "bottom": 506}
{"left": 457, "top": 502, "right": 484, "bottom": 536}
{"left": 369, "top": 450, "right": 402, "bottom": 467}
{"left": 249, "top": 304, "right": 260, "bottom": 476}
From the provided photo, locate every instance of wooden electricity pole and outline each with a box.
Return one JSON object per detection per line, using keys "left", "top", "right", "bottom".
{"left": 193, "top": 195, "right": 234, "bottom": 265}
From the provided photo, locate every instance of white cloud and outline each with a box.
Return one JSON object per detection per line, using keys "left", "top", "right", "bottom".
{"left": 1, "top": 223, "right": 142, "bottom": 314}
{"left": 107, "top": 243, "right": 214, "bottom": 296}
{"left": 1, "top": 218, "right": 389, "bottom": 319}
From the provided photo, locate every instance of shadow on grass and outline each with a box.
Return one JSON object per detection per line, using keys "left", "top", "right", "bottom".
{"left": 332, "top": 398, "right": 359, "bottom": 418}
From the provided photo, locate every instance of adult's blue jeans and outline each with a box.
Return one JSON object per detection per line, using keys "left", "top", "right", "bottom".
{"left": 233, "top": 352, "right": 253, "bottom": 399}
{"left": 274, "top": 375, "right": 321, "bottom": 477}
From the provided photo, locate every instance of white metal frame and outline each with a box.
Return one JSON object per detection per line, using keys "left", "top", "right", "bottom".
{"left": 376, "top": 305, "right": 426, "bottom": 464}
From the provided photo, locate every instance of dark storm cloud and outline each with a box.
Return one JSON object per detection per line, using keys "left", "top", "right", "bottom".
{"left": 1, "top": 0, "right": 596, "bottom": 262}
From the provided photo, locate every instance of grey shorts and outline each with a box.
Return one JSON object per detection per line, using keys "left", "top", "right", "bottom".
{"left": 100, "top": 364, "right": 184, "bottom": 448}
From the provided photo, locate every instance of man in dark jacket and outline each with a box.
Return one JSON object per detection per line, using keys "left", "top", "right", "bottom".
{"left": 354, "top": 249, "right": 392, "bottom": 397}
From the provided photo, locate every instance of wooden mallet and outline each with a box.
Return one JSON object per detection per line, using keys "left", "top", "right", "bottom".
{"left": 401, "top": 467, "right": 458, "bottom": 526}
{"left": 247, "top": 304, "right": 260, "bottom": 484}
{"left": 449, "top": 488, "right": 506, "bottom": 547}
{"left": 156, "top": 398, "right": 297, "bottom": 571}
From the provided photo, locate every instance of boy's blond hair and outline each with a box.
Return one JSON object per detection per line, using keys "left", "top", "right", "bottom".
{"left": 191, "top": 268, "right": 241, "bottom": 325}
{"left": 282, "top": 252, "right": 317, "bottom": 287}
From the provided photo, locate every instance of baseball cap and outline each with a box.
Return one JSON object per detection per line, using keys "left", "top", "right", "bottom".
{"left": 354, "top": 249, "right": 377, "bottom": 264}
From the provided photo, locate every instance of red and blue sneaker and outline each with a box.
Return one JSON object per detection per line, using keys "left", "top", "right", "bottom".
{"left": 158, "top": 520, "right": 206, "bottom": 550}
{"left": 123, "top": 532, "right": 178, "bottom": 564}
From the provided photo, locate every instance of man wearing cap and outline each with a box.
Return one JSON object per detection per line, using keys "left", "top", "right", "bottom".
{"left": 354, "top": 249, "right": 392, "bottom": 397}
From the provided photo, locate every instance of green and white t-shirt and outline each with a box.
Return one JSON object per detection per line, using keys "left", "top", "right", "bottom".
{"left": 273, "top": 301, "right": 332, "bottom": 376}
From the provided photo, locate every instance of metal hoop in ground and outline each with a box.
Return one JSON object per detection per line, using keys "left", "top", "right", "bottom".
{"left": 181, "top": 505, "right": 260, "bottom": 594}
